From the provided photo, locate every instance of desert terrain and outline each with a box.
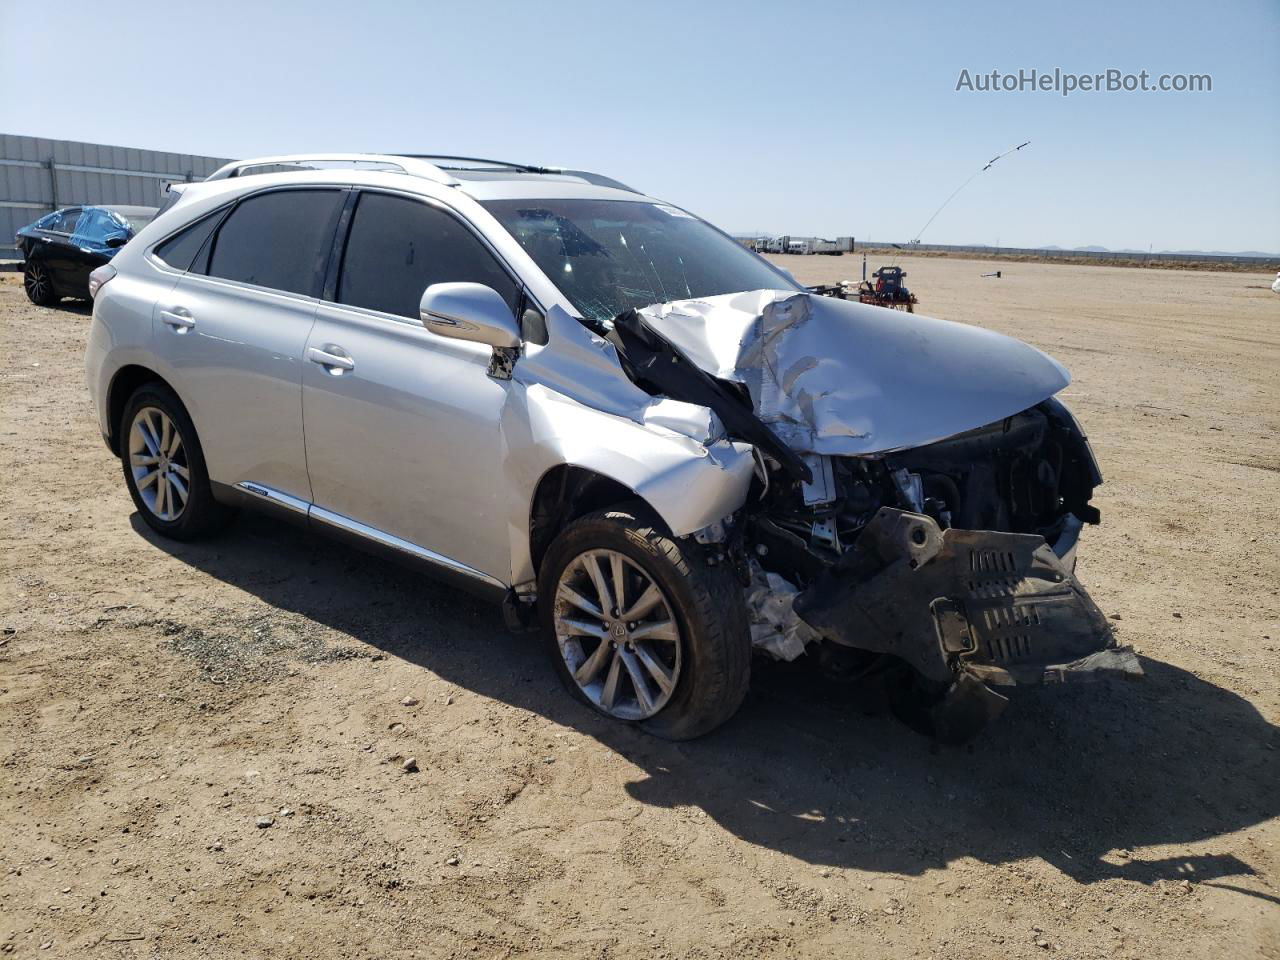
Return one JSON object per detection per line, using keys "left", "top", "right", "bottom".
{"left": 1, "top": 255, "right": 1277, "bottom": 959}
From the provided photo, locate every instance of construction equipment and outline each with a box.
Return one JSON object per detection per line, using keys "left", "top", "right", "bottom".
{"left": 858, "top": 265, "right": 917, "bottom": 312}
{"left": 806, "top": 258, "right": 918, "bottom": 313}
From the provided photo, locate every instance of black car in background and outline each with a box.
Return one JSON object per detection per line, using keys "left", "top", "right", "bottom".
{"left": 16, "top": 205, "right": 157, "bottom": 305}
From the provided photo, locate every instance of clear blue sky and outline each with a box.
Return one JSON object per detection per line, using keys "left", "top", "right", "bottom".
{"left": 4, "top": 0, "right": 1277, "bottom": 252}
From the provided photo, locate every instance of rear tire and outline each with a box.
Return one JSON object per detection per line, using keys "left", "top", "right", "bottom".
{"left": 538, "top": 506, "right": 751, "bottom": 740}
{"left": 120, "top": 382, "right": 235, "bottom": 540}
{"left": 23, "top": 261, "right": 57, "bottom": 306}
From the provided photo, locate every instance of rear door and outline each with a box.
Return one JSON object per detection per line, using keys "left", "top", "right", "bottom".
{"left": 151, "top": 187, "right": 345, "bottom": 504}
{"left": 301, "top": 190, "right": 520, "bottom": 583}
{"left": 66, "top": 209, "right": 116, "bottom": 293}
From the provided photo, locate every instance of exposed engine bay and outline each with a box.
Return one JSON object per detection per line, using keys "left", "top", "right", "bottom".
{"left": 744, "top": 399, "right": 1101, "bottom": 578}
{"left": 604, "top": 291, "right": 1141, "bottom": 741}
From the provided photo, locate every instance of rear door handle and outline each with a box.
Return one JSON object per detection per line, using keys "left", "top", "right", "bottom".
{"left": 307, "top": 346, "right": 355, "bottom": 372}
{"left": 160, "top": 308, "right": 195, "bottom": 332}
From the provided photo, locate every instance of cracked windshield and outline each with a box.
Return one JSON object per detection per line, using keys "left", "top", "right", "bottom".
{"left": 483, "top": 198, "right": 799, "bottom": 323}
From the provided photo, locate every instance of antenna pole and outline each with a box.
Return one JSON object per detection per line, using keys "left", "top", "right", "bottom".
{"left": 911, "top": 140, "right": 1031, "bottom": 244}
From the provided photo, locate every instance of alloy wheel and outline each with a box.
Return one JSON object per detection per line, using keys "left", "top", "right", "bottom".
{"left": 24, "top": 264, "right": 51, "bottom": 303}
{"left": 128, "top": 406, "right": 190, "bottom": 522}
{"left": 553, "top": 548, "right": 682, "bottom": 720}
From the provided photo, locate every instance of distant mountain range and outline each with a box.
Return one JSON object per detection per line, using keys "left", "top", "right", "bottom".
{"left": 1041, "top": 244, "right": 1280, "bottom": 258}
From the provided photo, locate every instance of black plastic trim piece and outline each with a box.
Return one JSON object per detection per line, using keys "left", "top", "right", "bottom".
{"left": 608, "top": 309, "right": 812, "bottom": 484}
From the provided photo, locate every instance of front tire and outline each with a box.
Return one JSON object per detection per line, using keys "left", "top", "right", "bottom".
{"left": 120, "top": 382, "right": 234, "bottom": 540}
{"left": 538, "top": 506, "right": 750, "bottom": 740}
{"left": 23, "top": 261, "right": 57, "bottom": 306}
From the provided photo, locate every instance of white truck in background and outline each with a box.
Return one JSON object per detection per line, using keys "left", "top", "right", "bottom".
{"left": 760, "top": 236, "right": 854, "bottom": 256}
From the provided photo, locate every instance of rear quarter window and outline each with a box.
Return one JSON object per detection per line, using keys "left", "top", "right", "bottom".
{"left": 154, "top": 211, "right": 225, "bottom": 273}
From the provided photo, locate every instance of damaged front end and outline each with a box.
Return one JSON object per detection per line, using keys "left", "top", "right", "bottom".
{"left": 794, "top": 506, "right": 1140, "bottom": 743}
{"left": 738, "top": 401, "right": 1141, "bottom": 743}
{"left": 607, "top": 290, "right": 1140, "bottom": 742}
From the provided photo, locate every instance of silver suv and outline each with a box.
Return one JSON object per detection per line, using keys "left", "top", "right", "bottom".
{"left": 85, "top": 153, "right": 1138, "bottom": 742}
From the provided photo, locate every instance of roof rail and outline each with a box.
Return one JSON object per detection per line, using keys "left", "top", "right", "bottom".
{"left": 394, "top": 154, "right": 555, "bottom": 173}
{"left": 395, "top": 155, "right": 642, "bottom": 194}
{"left": 204, "top": 153, "right": 459, "bottom": 185}
{"left": 205, "top": 153, "right": 644, "bottom": 196}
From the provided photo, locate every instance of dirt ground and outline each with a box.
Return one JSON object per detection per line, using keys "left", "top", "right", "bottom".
{"left": 1, "top": 256, "right": 1277, "bottom": 959}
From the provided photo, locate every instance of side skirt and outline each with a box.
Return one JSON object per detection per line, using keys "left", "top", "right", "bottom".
{"left": 215, "top": 480, "right": 510, "bottom": 604}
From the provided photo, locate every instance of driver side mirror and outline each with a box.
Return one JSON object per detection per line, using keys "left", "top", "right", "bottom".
{"left": 105, "top": 235, "right": 129, "bottom": 249}
{"left": 419, "top": 282, "right": 520, "bottom": 349}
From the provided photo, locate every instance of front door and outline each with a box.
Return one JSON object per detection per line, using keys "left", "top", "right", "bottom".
{"left": 301, "top": 190, "right": 521, "bottom": 583}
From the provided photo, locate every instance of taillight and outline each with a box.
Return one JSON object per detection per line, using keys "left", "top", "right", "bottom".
{"left": 88, "top": 264, "right": 117, "bottom": 299}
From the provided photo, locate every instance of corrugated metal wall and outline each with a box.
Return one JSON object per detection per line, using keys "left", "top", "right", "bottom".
{"left": 1, "top": 134, "right": 230, "bottom": 259}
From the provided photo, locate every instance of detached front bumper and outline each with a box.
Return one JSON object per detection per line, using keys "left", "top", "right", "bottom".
{"left": 794, "top": 508, "right": 1141, "bottom": 741}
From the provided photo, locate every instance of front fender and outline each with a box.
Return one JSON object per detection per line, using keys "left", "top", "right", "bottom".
{"left": 501, "top": 382, "right": 754, "bottom": 586}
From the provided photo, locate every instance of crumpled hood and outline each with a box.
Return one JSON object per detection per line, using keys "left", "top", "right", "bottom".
{"left": 637, "top": 290, "right": 1071, "bottom": 456}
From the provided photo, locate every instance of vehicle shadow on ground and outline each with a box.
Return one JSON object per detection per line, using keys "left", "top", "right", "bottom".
{"left": 137, "top": 511, "right": 1280, "bottom": 901}
{"left": 40, "top": 299, "right": 92, "bottom": 315}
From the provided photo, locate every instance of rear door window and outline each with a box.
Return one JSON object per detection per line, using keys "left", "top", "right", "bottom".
{"left": 205, "top": 189, "right": 343, "bottom": 297}
{"left": 335, "top": 192, "right": 517, "bottom": 320}
{"left": 69, "top": 209, "right": 110, "bottom": 247}
{"left": 105, "top": 209, "right": 144, "bottom": 238}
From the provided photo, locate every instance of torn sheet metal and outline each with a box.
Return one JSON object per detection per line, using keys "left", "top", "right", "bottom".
{"left": 606, "top": 308, "right": 812, "bottom": 482}
{"left": 498, "top": 380, "right": 755, "bottom": 585}
{"left": 516, "top": 383, "right": 753, "bottom": 534}
{"left": 745, "top": 561, "right": 820, "bottom": 661}
{"left": 641, "top": 397, "right": 724, "bottom": 444}
{"left": 638, "top": 290, "right": 1072, "bottom": 456}
{"left": 516, "top": 305, "right": 724, "bottom": 446}
{"left": 497, "top": 305, "right": 757, "bottom": 586}
{"left": 515, "top": 305, "right": 659, "bottom": 422}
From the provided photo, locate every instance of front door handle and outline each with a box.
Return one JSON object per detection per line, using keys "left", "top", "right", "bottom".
{"left": 160, "top": 308, "right": 195, "bottom": 332}
{"left": 307, "top": 345, "right": 355, "bottom": 373}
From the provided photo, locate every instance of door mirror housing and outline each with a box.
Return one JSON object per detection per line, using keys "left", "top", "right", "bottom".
{"left": 419, "top": 282, "right": 521, "bottom": 349}
{"left": 105, "top": 235, "right": 129, "bottom": 249}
